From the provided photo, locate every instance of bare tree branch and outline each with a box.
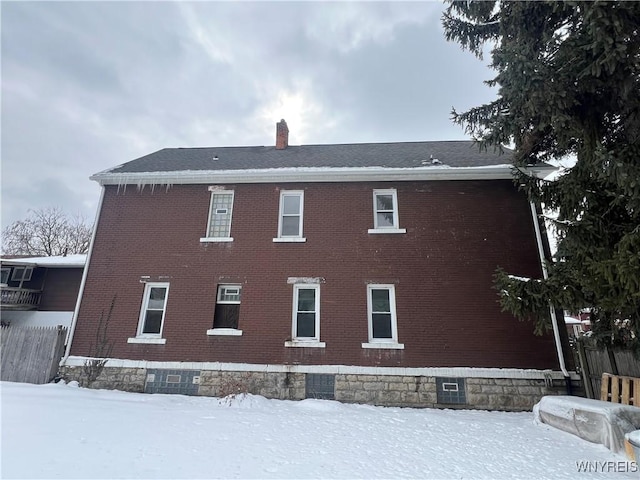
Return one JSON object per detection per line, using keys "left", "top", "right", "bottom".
{"left": 1, "top": 207, "right": 92, "bottom": 256}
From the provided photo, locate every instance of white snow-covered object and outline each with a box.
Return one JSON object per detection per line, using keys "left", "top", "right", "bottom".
{"left": 534, "top": 395, "right": 640, "bottom": 453}
{"left": 626, "top": 430, "right": 640, "bottom": 461}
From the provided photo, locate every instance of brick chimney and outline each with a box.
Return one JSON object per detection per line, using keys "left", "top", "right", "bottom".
{"left": 275, "top": 119, "right": 289, "bottom": 150}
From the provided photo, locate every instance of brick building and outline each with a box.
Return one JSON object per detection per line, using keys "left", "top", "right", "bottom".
{"left": 60, "top": 120, "right": 574, "bottom": 410}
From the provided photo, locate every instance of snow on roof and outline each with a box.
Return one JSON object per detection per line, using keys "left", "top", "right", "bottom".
{"left": 1, "top": 254, "right": 86, "bottom": 268}
{"left": 564, "top": 316, "right": 582, "bottom": 325}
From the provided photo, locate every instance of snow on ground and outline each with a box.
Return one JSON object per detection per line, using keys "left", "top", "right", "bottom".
{"left": 1, "top": 381, "right": 636, "bottom": 479}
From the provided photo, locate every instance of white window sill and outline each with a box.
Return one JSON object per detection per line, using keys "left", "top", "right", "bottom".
{"left": 285, "top": 340, "right": 326, "bottom": 348}
{"left": 361, "top": 342, "right": 404, "bottom": 350}
{"left": 206, "top": 328, "right": 243, "bottom": 336}
{"left": 200, "top": 237, "right": 234, "bottom": 243}
{"left": 273, "top": 237, "right": 307, "bottom": 243}
{"left": 127, "top": 337, "right": 167, "bottom": 345}
{"left": 368, "top": 228, "right": 407, "bottom": 234}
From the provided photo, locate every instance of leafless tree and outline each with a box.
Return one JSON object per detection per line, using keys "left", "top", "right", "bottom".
{"left": 1, "top": 207, "right": 92, "bottom": 256}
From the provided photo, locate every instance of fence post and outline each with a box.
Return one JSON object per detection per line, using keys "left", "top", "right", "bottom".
{"left": 606, "top": 346, "right": 619, "bottom": 376}
{"left": 576, "top": 339, "right": 594, "bottom": 399}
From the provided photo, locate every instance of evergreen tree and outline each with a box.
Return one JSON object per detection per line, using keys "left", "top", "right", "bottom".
{"left": 442, "top": 1, "right": 640, "bottom": 354}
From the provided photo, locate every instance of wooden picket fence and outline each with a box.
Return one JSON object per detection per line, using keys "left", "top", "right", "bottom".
{"left": 1, "top": 326, "right": 67, "bottom": 384}
{"left": 600, "top": 373, "right": 640, "bottom": 406}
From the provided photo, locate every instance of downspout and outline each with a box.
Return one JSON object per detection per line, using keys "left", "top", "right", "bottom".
{"left": 529, "top": 201, "right": 570, "bottom": 380}
{"left": 60, "top": 186, "right": 105, "bottom": 366}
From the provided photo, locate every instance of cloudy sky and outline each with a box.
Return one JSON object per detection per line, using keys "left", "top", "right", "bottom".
{"left": 1, "top": 1, "right": 497, "bottom": 230}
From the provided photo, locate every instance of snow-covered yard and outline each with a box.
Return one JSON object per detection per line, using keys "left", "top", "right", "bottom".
{"left": 1, "top": 381, "right": 636, "bottom": 479}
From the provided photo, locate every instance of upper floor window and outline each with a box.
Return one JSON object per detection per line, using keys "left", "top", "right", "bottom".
{"left": 201, "top": 190, "right": 234, "bottom": 242}
{"left": 128, "top": 282, "right": 169, "bottom": 344}
{"left": 209, "top": 285, "right": 242, "bottom": 335}
{"left": 1, "top": 268, "right": 11, "bottom": 285}
{"left": 11, "top": 266, "right": 33, "bottom": 282}
{"left": 274, "top": 190, "right": 306, "bottom": 242}
{"left": 369, "top": 189, "right": 406, "bottom": 234}
{"left": 286, "top": 283, "right": 324, "bottom": 347}
{"left": 362, "top": 284, "right": 404, "bottom": 349}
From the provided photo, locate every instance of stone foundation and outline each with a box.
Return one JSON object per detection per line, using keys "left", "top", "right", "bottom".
{"left": 62, "top": 366, "right": 147, "bottom": 393}
{"left": 60, "top": 363, "right": 567, "bottom": 411}
{"left": 197, "top": 370, "right": 306, "bottom": 400}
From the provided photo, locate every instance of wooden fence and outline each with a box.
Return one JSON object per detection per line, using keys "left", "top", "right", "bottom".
{"left": 575, "top": 336, "right": 640, "bottom": 399}
{"left": 600, "top": 373, "right": 640, "bottom": 406}
{"left": 1, "top": 326, "right": 67, "bottom": 384}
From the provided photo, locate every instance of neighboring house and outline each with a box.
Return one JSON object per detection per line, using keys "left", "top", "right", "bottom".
{"left": 61, "top": 120, "right": 575, "bottom": 410}
{"left": 564, "top": 310, "right": 592, "bottom": 338}
{"left": 564, "top": 316, "right": 584, "bottom": 337}
{"left": 1, "top": 255, "right": 86, "bottom": 330}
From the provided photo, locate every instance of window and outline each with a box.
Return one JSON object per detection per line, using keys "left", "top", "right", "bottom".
{"left": 1, "top": 268, "right": 10, "bottom": 285}
{"left": 201, "top": 190, "right": 234, "bottom": 242}
{"left": 286, "top": 283, "right": 324, "bottom": 347}
{"left": 368, "top": 189, "right": 406, "bottom": 234}
{"left": 362, "top": 284, "right": 403, "bottom": 349}
{"left": 208, "top": 285, "right": 243, "bottom": 335}
{"left": 274, "top": 190, "right": 305, "bottom": 242}
{"left": 128, "top": 283, "right": 169, "bottom": 344}
{"left": 11, "top": 266, "right": 33, "bottom": 282}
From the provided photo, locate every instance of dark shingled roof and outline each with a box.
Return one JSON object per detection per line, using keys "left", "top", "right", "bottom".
{"left": 107, "top": 141, "right": 512, "bottom": 174}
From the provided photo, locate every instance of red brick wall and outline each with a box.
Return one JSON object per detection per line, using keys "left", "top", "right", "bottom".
{"left": 39, "top": 268, "right": 83, "bottom": 311}
{"left": 70, "top": 180, "right": 559, "bottom": 369}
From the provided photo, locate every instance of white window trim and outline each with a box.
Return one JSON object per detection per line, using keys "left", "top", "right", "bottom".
{"left": 200, "top": 237, "right": 234, "bottom": 243}
{"left": 275, "top": 190, "right": 304, "bottom": 240}
{"left": 217, "top": 285, "right": 242, "bottom": 304}
{"left": 207, "top": 328, "right": 243, "bottom": 336}
{"left": 362, "top": 342, "right": 404, "bottom": 349}
{"left": 11, "top": 266, "right": 33, "bottom": 282}
{"left": 211, "top": 284, "right": 242, "bottom": 331}
{"left": 204, "top": 190, "right": 235, "bottom": 241}
{"left": 368, "top": 228, "right": 406, "bottom": 234}
{"left": 365, "top": 284, "right": 403, "bottom": 347}
{"left": 291, "top": 283, "right": 320, "bottom": 342}
{"left": 370, "top": 189, "right": 406, "bottom": 234}
{"left": 273, "top": 237, "right": 307, "bottom": 243}
{"left": 127, "top": 337, "right": 167, "bottom": 345}
{"left": 131, "top": 282, "right": 169, "bottom": 340}
{"left": 285, "top": 340, "right": 326, "bottom": 348}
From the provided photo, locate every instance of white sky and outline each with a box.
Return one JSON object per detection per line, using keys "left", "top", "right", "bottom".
{"left": 1, "top": 1, "right": 498, "bottom": 229}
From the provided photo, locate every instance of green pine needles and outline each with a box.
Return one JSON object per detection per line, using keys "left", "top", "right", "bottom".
{"left": 443, "top": 1, "right": 640, "bottom": 355}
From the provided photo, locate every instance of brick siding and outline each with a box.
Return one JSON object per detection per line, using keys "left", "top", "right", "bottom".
{"left": 39, "top": 268, "right": 83, "bottom": 312}
{"left": 70, "top": 180, "right": 558, "bottom": 369}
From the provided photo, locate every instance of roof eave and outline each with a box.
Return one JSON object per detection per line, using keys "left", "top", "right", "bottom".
{"left": 0, "top": 255, "right": 87, "bottom": 268}
{"left": 90, "top": 165, "right": 555, "bottom": 186}
{"left": 0, "top": 260, "right": 86, "bottom": 268}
